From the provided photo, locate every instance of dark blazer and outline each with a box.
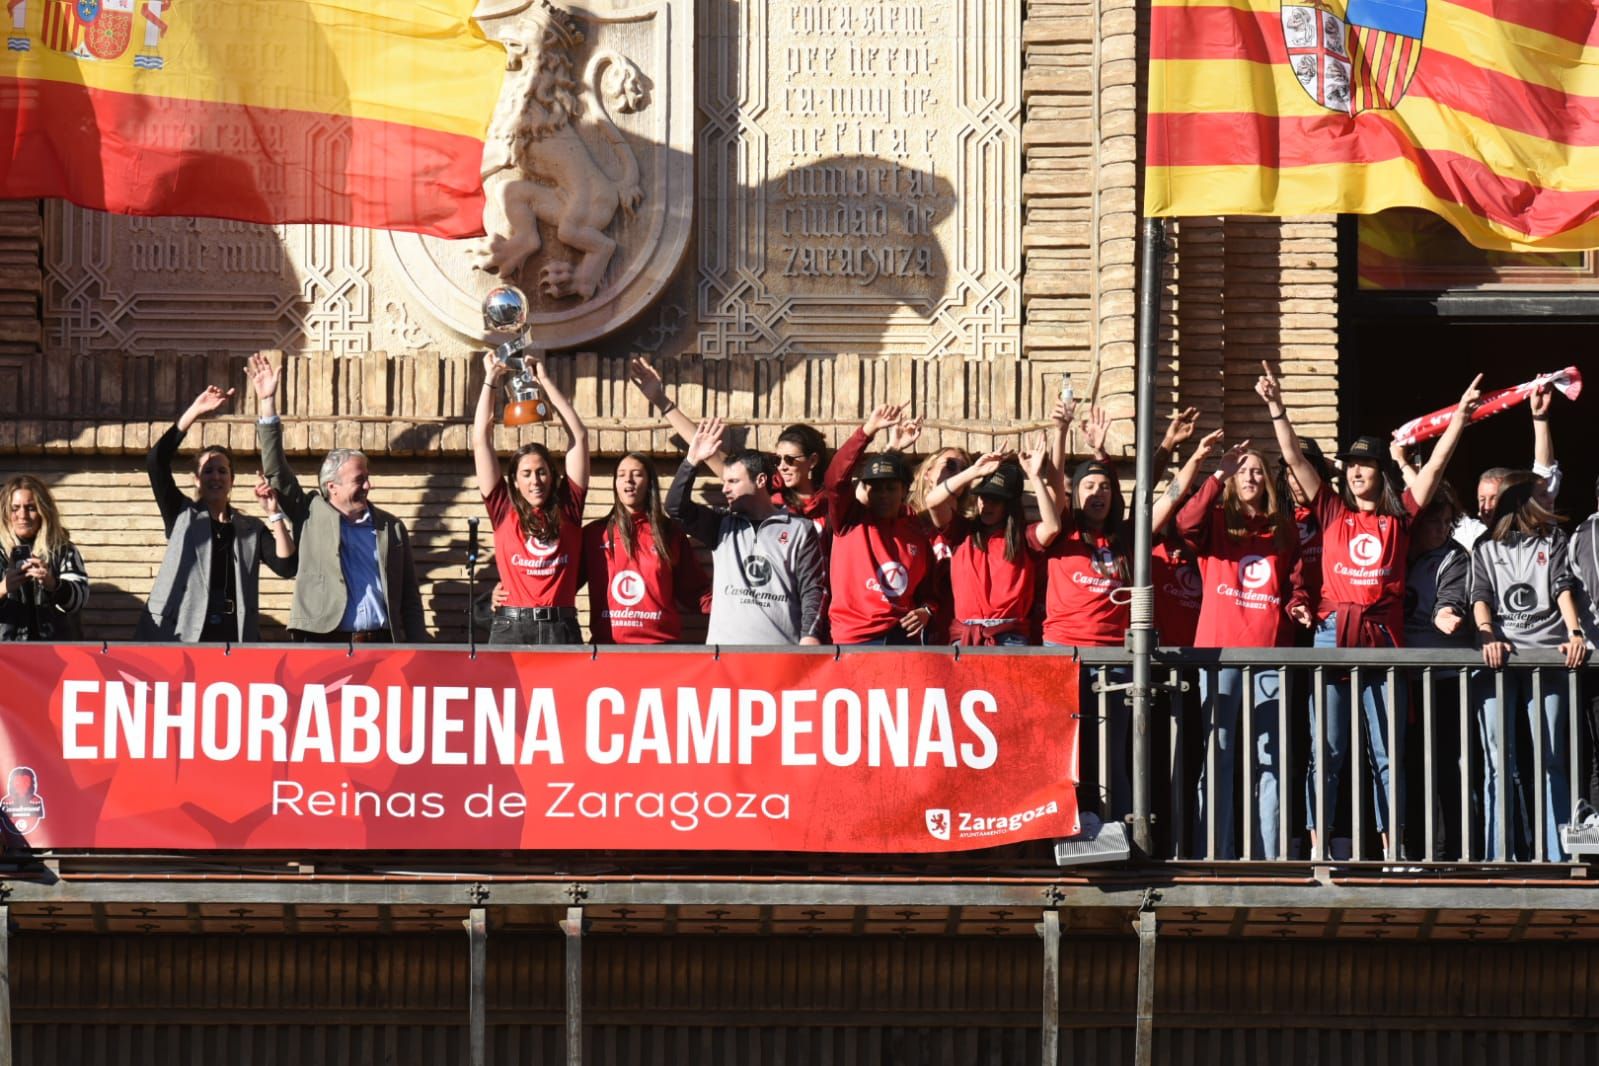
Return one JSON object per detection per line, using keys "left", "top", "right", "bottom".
{"left": 136, "top": 423, "right": 296, "bottom": 642}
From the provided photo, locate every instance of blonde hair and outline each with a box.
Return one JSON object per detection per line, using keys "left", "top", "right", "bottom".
{"left": 0, "top": 475, "right": 72, "bottom": 558}
{"left": 1221, "top": 450, "right": 1292, "bottom": 549}
{"left": 909, "top": 447, "right": 972, "bottom": 515}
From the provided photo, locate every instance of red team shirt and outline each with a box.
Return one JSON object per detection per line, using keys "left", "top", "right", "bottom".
{"left": 949, "top": 522, "right": 1040, "bottom": 641}
{"left": 925, "top": 515, "right": 961, "bottom": 642}
{"left": 1175, "top": 476, "right": 1303, "bottom": 648}
{"left": 1313, "top": 482, "right": 1418, "bottom": 644}
{"left": 486, "top": 479, "right": 587, "bottom": 608}
{"left": 827, "top": 515, "right": 932, "bottom": 642}
{"left": 580, "top": 514, "right": 711, "bottom": 643}
{"left": 1040, "top": 519, "right": 1128, "bottom": 647}
{"left": 1151, "top": 539, "right": 1201, "bottom": 647}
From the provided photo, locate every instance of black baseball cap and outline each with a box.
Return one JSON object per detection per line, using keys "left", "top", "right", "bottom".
{"left": 860, "top": 453, "right": 910, "bottom": 484}
{"left": 1337, "top": 435, "right": 1387, "bottom": 463}
{"left": 973, "top": 464, "right": 1023, "bottom": 501}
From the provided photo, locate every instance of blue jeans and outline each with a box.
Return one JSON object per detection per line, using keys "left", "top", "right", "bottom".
{"left": 1478, "top": 668, "right": 1570, "bottom": 861}
{"left": 1195, "top": 667, "right": 1282, "bottom": 860}
{"left": 1309, "top": 614, "right": 1403, "bottom": 838}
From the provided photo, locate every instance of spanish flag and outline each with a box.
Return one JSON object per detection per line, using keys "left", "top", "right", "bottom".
{"left": 1, "top": 0, "right": 505, "bottom": 237}
{"left": 1146, "top": 0, "right": 1599, "bottom": 251}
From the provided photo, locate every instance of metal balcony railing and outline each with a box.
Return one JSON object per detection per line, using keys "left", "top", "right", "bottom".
{"left": 1072, "top": 647, "right": 1594, "bottom": 866}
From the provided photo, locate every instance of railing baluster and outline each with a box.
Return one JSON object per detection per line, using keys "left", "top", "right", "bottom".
{"left": 1279, "top": 667, "right": 1293, "bottom": 862}
{"left": 1205, "top": 667, "right": 1217, "bottom": 862}
{"left": 1459, "top": 667, "right": 1471, "bottom": 861}
{"left": 1100, "top": 665, "right": 1112, "bottom": 820}
{"left": 1532, "top": 668, "right": 1545, "bottom": 864}
{"left": 1314, "top": 665, "right": 1326, "bottom": 862}
{"left": 1169, "top": 667, "right": 1183, "bottom": 862}
{"left": 1571, "top": 669, "right": 1582, "bottom": 858}
{"left": 1494, "top": 669, "right": 1508, "bottom": 862}
{"left": 1242, "top": 664, "right": 1254, "bottom": 862}
{"left": 1423, "top": 666, "right": 1435, "bottom": 864}
{"left": 1351, "top": 665, "right": 1364, "bottom": 864}
{"left": 1386, "top": 666, "right": 1399, "bottom": 864}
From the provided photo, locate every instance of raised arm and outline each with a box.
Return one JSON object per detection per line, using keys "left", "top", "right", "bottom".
{"left": 248, "top": 353, "right": 310, "bottom": 521}
{"left": 628, "top": 357, "right": 721, "bottom": 475}
{"left": 254, "top": 476, "right": 298, "bottom": 575}
{"left": 1082, "top": 405, "right": 1111, "bottom": 462}
{"left": 1019, "top": 438, "right": 1062, "bottom": 547}
{"left": 1255, "top": 360, "right": 1321, "bottom": 501}
{"left": 823, "top": 403, "right": 902, "bottom": 529}
{"left": 1530, "top": 383, "right": 1564, "bottom": 500}
{"left": 665, "top": 418, "right": 727, "bottom": 547}
{"left": 148, "top": 385, "right": 235, "bottom": 533}
{"left": 1048, "top": 397, "right": 1078, "bottom": 474}
{"left": 1409, "top": 374, "right": 1484, "bottom": 509}
{"left": 472, "top": 351, "right": 508, "bottom": 498}
{"left": 1154, "top": 406, "right": 1201, "bottom": 477}
{"left": 1153, "top": 427, "right": 1223, "bottom": 533}
{"left": 531, "top": 351, "right": 589, "bottom": 494}
{"left": 1389, "top": 439, "right": 1421, "bottom": 493}
{"left": 924, "top": 450, "right": 1004, "bottom": 521}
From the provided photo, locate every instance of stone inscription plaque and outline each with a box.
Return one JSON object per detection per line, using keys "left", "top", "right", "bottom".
{"left": 695, "top": 0, "right": 1020, "bottom": 357}
{"left": 42, "top": 0, "right": 1018, "bottom": 362}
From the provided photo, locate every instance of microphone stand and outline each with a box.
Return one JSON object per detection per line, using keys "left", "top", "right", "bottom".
{"left": 466, "top": 516, "right": 480, "bottom": 656}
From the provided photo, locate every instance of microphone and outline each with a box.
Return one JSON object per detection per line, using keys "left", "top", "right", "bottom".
{"left": 467, "top": 516, "right": 480, "bottom": 566}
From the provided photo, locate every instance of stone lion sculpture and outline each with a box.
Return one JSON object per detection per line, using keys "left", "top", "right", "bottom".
{"left": 473, "top": 3, "right": 649, "bottom": 301}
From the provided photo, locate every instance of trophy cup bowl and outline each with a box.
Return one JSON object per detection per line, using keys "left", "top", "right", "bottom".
{"left": 481, "top": 285, "right": 549, "bottom": 426}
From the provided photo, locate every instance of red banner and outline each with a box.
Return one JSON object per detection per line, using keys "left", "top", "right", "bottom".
{"left": 0, "top": 645, "right": 1079, "bottom": 852}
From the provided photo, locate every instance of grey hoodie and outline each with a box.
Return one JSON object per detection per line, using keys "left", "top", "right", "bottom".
{"left": 667, "top": 461, "right": 824, "bottom": 644}
{"left": 1470, "top": 528, "right": 1576, "bottom": 649}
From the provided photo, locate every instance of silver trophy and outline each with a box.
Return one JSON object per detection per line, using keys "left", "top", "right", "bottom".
{"left": 482, "top": 284, "right": 549, "bottom": 425}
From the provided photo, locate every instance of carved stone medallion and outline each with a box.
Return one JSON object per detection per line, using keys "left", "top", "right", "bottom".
{"left": 380, "top": 0, "right": 694, "bottom": 349}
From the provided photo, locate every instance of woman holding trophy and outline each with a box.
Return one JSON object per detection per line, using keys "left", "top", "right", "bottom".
{"left": 472, "top": 285, "right": 592, "bottom": 644}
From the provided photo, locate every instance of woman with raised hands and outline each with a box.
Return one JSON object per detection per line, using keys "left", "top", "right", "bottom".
{"left": 474, "top": 349, "right": 590, "bottom": 644}
{"left": 1176, "top": 436, "right": 1310, "bottom": 859}
{"left": 137, "top": 380, "right": 296, "bottom": 643}
{"left": 1260, "top": 359, "right": 1481, "bottom": 859}
{"left": 920, "top": 438, "right": 1059, "bottom": 646}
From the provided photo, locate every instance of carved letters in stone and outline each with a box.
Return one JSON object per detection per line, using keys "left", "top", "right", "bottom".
{"left": 695, "top": 0, "right": 1021, "bottom": 358}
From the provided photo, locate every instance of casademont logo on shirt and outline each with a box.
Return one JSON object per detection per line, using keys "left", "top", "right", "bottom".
{"left": 1217, "top": 554, "right": 1281, "bottom": 608}
{"left": 1348, "top": 533, "right": 1383, "bottom": 567}
{"left": 1331, "top": 530, "right": 1389, "bottom": 586}
{"left": 513, "top": 533, "right": 565, "bottom": 573}
{"left": 866, "top": 562, "right": 909, "bottom": 600}
{"left": 741, "top": 555, "right": 772, "bottom": 586}
{"left": 609, "top": 569, "right": 647, "bottom": 606}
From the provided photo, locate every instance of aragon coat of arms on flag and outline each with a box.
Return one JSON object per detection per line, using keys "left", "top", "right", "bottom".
{"left": 1281, "top": 0, "right": 1426, "bottom": 116}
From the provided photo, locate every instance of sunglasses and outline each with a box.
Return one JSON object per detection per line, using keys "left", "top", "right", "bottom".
{"left": 774, "top": 454, "right": 808, "bottom": 467}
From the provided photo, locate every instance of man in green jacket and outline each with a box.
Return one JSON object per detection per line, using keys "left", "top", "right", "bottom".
{"left": 248, "top": 353, "right": 426, "bottom": 643}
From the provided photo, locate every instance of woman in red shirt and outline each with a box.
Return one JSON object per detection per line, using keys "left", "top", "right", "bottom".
{"left": 1177, "top": 442, "right": 1310, "bottom": 859}
{"left": 581, "top": 453, "right": 710, "bottom": 643}
{"left": 473, "top": 350, "right": 591, "bottom": 644}
{"left": 1260, "top": 361, "right": 1481, "bottom": 857}
{"left": 922, "top": 441, "right": 1059, "bottom": 645}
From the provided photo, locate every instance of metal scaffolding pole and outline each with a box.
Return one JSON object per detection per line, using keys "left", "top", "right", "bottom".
{"left": 1129, "top": 216, "right": 1167, "bottom": 856}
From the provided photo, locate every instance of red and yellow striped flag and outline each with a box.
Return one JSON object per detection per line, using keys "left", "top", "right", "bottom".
{"left": 1, "top": 0, "right": 505, "bottom": 237}
{"left": 1146, "top": 0, "right": 1599, "bottom": 251}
